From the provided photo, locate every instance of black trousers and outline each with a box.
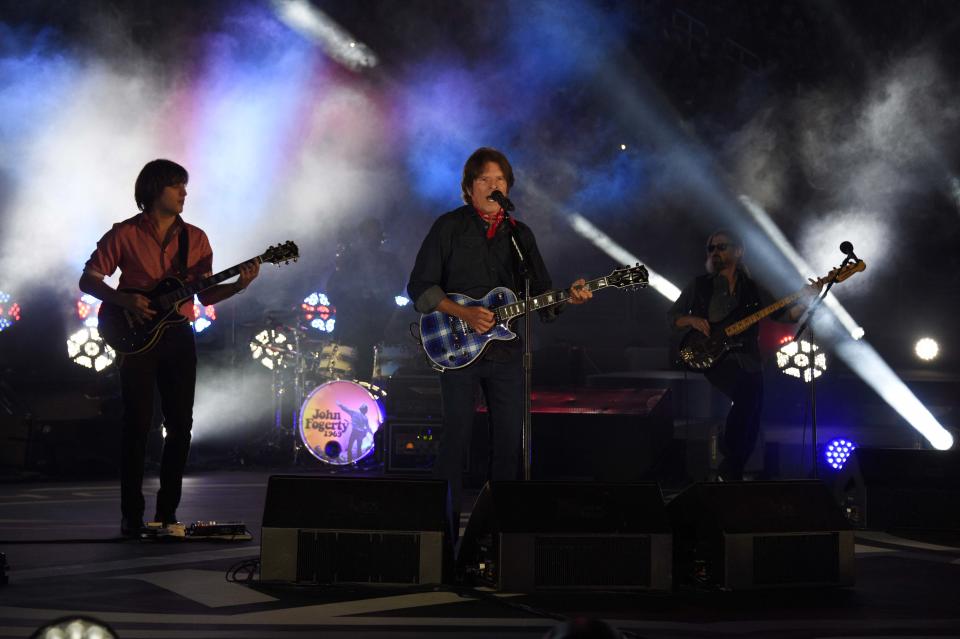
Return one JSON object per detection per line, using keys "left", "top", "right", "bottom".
{"left": 117, "top": 322, "right": 196, "bottom": 522}
{"left": 704, "top": 358, "right": 764, "bottom": 480}
{"left": 437, "top": 354, "right": 523, "bottom": 524}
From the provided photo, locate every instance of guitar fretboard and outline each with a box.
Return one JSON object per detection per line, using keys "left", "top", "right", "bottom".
{"left": 723, "top": 291, "right": 804, "bottom": 337}
{"left": 493, "top": 278, "right": 609, "bottom": 323}
{"left": 155, "top": 257, "right": 265, "bottom": 307}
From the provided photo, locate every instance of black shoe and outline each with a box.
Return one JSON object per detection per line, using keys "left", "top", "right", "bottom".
{"left": 121, "top": 516, "right": 145, "bottom": 538}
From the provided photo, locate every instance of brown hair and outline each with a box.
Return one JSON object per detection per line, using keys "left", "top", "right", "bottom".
{"left": 135, "top": 159, "right": 188, "bottom": 212}
{"left": 460, "top": 147, "right": 515, "bottom": 205}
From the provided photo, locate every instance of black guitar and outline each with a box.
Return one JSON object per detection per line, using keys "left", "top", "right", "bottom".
{"left": 677, "top": 260, "right": 866, "bottom": 371}
{"left": 99, "top": 241, "right": 299, "bottom": 354}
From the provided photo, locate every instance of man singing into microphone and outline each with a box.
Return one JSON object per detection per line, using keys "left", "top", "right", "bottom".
{"left": 407, "top": 147, "right": 592, "bottom": 534}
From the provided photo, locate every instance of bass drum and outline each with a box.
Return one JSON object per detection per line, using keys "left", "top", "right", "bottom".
{"left": 298, "top": 380, "right": 384, "bottom": 465}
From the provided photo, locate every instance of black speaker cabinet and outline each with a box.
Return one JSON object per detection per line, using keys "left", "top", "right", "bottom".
{"left": 457, "top": 481, "right": 671, "bottom": 592}
{"left": 668, "top": 480, "right": 854, "bottom": 590}
{"left": 260, "top": 476, "right": 448, "bottom": 585}
{"left": 835, "top": 447, "right": 960, "bottom": 530}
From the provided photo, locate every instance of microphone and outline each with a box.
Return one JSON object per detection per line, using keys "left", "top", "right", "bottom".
{"left": 839, "top": 241, "right": 860, "bottom": 261}
{"left": 488, "top": 190, "right": 515, "bottom": 212}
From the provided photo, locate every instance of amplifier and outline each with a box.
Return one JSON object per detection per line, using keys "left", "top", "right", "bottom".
{"left": 386, "top": 421, "right": 441, "bottom": 472}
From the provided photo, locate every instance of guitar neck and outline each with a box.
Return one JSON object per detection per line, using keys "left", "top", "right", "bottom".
{"left": 495, "top": 277, "right": 608, "bottom": 323}
{"left": 724, "top": 290, "right": 803, "bottom": 337}
{"left": 156, "top": 257, "right": 263, "bottom": 307}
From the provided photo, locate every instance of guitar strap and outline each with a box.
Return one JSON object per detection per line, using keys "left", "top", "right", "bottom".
{"left": 174, "top": 225, "right": 189, "bottom": 279}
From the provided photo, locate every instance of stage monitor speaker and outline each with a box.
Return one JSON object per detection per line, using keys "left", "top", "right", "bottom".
{"left": 834, "top": 447, "right": 960, "bottom": 530}
{"left": 667, "top": 480, "right": 854, "bottom": 590}
{"left": 260, "top": 476, "right": 448, "bottom": 585}
{"left": 457, "top": 481, "right": 671, "bottom": 592}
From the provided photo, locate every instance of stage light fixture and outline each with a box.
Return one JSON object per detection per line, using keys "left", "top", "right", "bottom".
{"left": 189, "top": 295, "right": 217, "bottom": 334}
{"left": 301, "top": 291, "right": 336, "bottom": 333}
{"left": 776, "top": 338, "right": 827, "bottom": 383}
{"left": 914, "top": 337, "right": 939, "bottom": 362}
{"left": 271, "top": 0, "right": 378, "bottom": 69}
{"left": 0, "top": 290, "right": 22, "bottom": 333}
{"left": 824, "top": 438, "right": 856, "bottom": 470}
{"left": 249, "top": 328, "right": 294, "bottom": 370}
{"left": 394, "top": 295, "right": 410, "bottom": 307}
{"left": 77, "top": 294, "right": 101, "bottom": 328}
{"left": 30, "top": 615, "right": 117, "bottom": 639}
{"left": 66, "top": 327, "right": 115, "bottom": 372}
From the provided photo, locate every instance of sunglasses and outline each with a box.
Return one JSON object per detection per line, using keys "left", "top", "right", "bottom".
{"left": 706, "top": 242, "right": 731, "bottom": 253}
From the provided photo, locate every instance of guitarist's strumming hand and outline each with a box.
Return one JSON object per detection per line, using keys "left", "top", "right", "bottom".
{"left": 460, "top": 305, "right": 496, "bottom": 334}
{"left": 567, "top": 278, "right": 593, "bottom": 305}
{"left": 676, "top": 315, "right": 710, "bottom": 337}
{"left": 119, "top": 292, "right": 156, "bottom": 323}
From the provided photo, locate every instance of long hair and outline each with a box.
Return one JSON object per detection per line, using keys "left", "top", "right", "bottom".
{"left": 135, "top": 159, "right": 188, "bottom": 212}
{"left": 460, "top": 147, "right": 515, "bottom": 205}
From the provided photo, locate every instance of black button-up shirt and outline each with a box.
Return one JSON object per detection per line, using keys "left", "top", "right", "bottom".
{"left": 407, "top": 205, "right": 560, "bottom": 359}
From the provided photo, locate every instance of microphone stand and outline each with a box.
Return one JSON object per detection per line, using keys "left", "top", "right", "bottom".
{"left": 792, "top": 257, "right": 851, "bottom": 480}
{"left": 501, "top": 210, "right": 534, "bottom": 481}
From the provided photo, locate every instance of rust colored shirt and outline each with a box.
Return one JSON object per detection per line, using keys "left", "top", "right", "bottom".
{"left": 83, "top": 212, "right": 213, "bottom": 318}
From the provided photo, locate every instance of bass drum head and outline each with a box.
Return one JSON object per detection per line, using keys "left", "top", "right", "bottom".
{"left": 298, "top": 380, "right": 384, "bottom": 465}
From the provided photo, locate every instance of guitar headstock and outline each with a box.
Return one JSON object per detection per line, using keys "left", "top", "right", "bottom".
{"left": 608, "top": 263, "right": 649, "bottom": 289}
{"left": 821, "top": 259, "right": 866, "bottom": 285}
{"left": 262, "top": 241, "right": 299, "bottom": 266}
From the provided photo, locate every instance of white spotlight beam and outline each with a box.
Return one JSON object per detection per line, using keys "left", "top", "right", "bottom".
{"left": 271, "top": 0, "right": 378, "bottom": 70}
{"left": 567, "top": 212, "right": 680, "bottom": 301}
{"left": 739, "top": 195, "right": 864, "bottom": 340}
{"left": 739, "top": 195, "right": 952, "bottom": 450}
{"left": 837, "top": 340, "right": 953, "bottom": 450}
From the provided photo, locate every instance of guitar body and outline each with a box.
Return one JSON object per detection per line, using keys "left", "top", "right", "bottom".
{"left": 419, "top": 287, "right": 518, "bottom": 370}
{"left": 677, "top": 323, "right": 743, "bottom": 371}
{"left": 98, "top": 278, "right": 190, "bottom": 355}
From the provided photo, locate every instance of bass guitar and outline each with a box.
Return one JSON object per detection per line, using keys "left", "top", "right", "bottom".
{"left": 419, "top": 264, "right": 649, "bottom": 371}
{"left": 99, "top": 241, "right": 299, "bottom": 354}
{"left": 677, "top": 260, "right": 866, "bottom": 371}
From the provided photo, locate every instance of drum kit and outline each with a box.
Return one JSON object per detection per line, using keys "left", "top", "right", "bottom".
{"left": 248, "top": 317, "right": 386, "bottom": 468}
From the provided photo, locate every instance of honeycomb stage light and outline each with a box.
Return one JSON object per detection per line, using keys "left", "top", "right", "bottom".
{"left": 66, "top": 327, "right": 116, "bottom": 372}
{"left": 776, "top": 338, "right": 827, "bottom": 383}
{"left": 30, "top": 615, "right": 118, "bottom": 639}
{"left": 914, "top": 337, "right": 939, "bottom": 362}
{"left": 301, "top": 291, "right": 336, "bottom": 333}
{"left": 0, "top": 290, "right": 22, "bottom": 333}
{"left": 250, "top": 328, "right": 295, "bottom": 370}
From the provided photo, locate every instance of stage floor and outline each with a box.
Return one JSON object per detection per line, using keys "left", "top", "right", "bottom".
{"left": 1, "top": 471, "right": 959, "bottom": 639}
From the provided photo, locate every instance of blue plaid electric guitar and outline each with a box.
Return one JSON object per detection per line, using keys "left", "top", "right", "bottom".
{"left": 419, "top": 264, "right": 648, "bottom": 370}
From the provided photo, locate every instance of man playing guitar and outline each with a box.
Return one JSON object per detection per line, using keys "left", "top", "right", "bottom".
{"left": 79, "top": 159, "right": 259, "bottom": 537}
{"left": 668, "top": 230, "right": 819, "bottom": 481}
{"left": 407, "top": 147, "right": 592, "bottom": 533}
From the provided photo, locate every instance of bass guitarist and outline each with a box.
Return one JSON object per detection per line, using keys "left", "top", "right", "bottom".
{"left": 668, "top": 230, "right": 818, "bottom": 481}
{"left": 79, "top": 159, "right": 259, "bottom": 537}
{"left": 407, "top": 147, "right": 592, "bottom": 534}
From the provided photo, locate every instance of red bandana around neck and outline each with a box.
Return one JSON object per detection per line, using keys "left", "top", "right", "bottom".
{"left": 475, "top": 206, "right": 516, "bottom": 239}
